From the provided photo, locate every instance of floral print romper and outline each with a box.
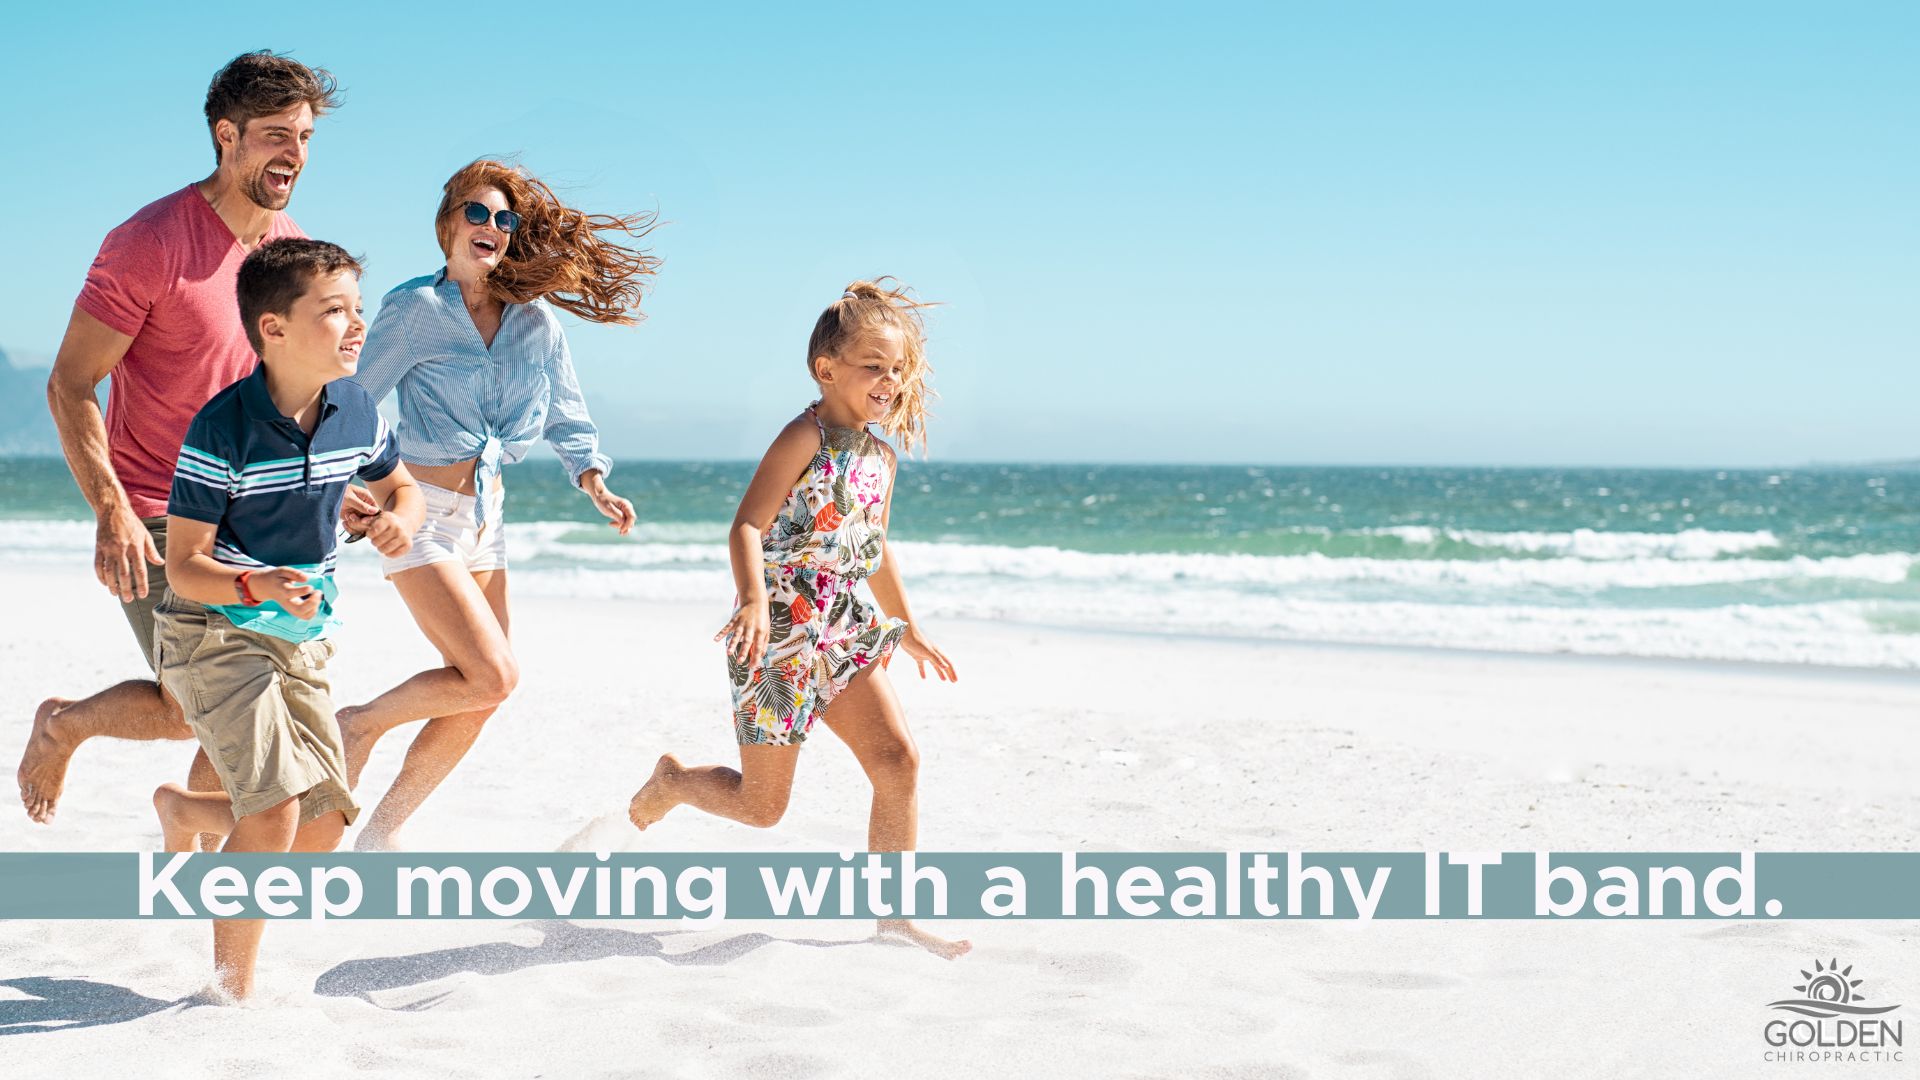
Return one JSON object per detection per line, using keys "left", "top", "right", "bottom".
{"left": 729, "top": 407, "right": 907, "bottom": 745}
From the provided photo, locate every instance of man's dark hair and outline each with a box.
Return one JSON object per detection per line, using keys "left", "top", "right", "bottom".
{"left": 236, "top": 239, "right": 363, "bottom": 355}
{"left": 204, "top": 50, "right": 342, "bottom": 164}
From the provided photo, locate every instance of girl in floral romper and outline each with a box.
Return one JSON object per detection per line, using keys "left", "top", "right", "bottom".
{"left": 627, "top": 279, "right": 968, "bottom": 958}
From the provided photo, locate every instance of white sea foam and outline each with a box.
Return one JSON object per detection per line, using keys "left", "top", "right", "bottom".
{"left": 887, "top": 542, "right": 1912, "bottom": 591}
{"left": 9, "top": 518, "right": 1916, "bottom": 668}
{"left": 1355, "top": 526, "right": 1783, "bottom": 560}
{"left": 481, "top": 564, "right": 1920, "bottom": 669}
{"left": 485, "top": 533, "right": 1920, "bottom": 593}
{"left": 9, "top": 520, "right": 1906, "bottom": 598}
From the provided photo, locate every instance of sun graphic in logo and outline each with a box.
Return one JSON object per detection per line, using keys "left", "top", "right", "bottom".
{"left": 1797, "top": 959, "right": 1863, "bottom": 1005}
{"left": 1770, "top": 959, "right": 1901, "bottom": 1018}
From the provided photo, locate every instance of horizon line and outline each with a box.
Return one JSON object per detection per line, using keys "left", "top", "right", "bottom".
{"left": 0, "top": 451, "right": 1901, "bottom": 473}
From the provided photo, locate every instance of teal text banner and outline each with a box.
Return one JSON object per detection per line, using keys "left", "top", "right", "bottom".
{"left": 0, "top": 852, "right": 1915, "bottom": 920}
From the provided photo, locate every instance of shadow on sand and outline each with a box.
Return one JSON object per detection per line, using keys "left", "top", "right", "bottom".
{"left": 313, "top": 922, "right": 862, "bottom": 1009}
{"left": 0, "top": 976, "right": 183, "bottom": 1036}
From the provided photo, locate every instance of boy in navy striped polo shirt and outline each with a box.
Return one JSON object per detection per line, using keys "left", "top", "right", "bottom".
{"left": 151, "top": 238, "right": 423, "bottom": 1001}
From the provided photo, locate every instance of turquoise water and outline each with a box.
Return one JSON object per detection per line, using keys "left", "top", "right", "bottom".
{"left": 8, "top": 457, "right": 1905, "bottom": 557}
{"left": 4, "top": 456, "right": 1915, "bottom": 667}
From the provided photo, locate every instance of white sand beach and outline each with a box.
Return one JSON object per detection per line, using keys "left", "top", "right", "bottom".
{"left": 4, "top": 554, "right": 1918, "bottom": 1078}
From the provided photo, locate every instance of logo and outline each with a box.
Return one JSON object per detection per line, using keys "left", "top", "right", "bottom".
{"left": 1763, "top": 959, "right": 1904, "bottom": 1065}
{"left": 1770, "top": 958, "right": 1901, "bottom": 1019}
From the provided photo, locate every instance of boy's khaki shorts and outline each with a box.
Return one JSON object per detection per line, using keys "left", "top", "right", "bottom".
{"left": 152, "top": 595, "right": 359, "bottom": 827}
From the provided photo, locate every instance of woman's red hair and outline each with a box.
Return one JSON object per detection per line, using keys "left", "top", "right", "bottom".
{"left": 435, "top": 159, "right": 660, "bottom": 325}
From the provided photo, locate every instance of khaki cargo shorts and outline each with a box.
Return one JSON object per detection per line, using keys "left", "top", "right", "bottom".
{"left": 152, "top": 595, "right": 359, "bottom": 827}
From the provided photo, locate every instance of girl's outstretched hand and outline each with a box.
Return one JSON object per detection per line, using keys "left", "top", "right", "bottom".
{"left": 900, "top": 626, "right": 958, "bottom": 682}
{"left": 716, "top": 600, "right": 771, "bottom": 666}
{"left": 581, "top": 471, "right": 636, "bottom": 535}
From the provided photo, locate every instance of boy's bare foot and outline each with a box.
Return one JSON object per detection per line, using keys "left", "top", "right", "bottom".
{"left": 627, "top": 754, "right": 684, "bottom": 831}
{"left": 153, "top": 783, "right": 206, "bottom": 853}
{"left": 19, "top": 698, "right": 78, "bottom": 823}
{"left": 212, "top": 963, "right": 255, "bottom": 1003}
{"left": 876, "top": 919, "right": 973, "bottom": 960}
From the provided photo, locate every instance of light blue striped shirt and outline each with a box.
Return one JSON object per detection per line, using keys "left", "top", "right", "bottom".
{"left": 350, "top": 269, "right": 613, "bottom": 522}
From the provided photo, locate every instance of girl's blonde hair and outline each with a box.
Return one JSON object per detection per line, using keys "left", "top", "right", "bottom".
{"left": 807, "top": 278, "right": 937, "bottom": 454}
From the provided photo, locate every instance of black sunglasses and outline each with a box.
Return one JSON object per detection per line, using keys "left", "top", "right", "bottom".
{"left": 461, "top": 201, "right": 522, "bottom": 233}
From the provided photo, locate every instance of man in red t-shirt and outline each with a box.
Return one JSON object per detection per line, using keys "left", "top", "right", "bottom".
{"left": 19, "top": 51, "right": 342, "bottom": 825}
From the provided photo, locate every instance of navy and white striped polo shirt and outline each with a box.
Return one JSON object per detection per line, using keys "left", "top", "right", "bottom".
{"left": 169, "top": 363, "right": 400, "bottom": 642}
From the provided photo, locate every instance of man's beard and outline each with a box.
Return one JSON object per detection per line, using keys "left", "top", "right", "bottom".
{"left": 239, "top": 158, "right": 294, "bottom": 211}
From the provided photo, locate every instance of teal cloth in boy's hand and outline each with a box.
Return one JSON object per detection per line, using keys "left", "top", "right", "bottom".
{"left": 214, "top": 575, "right": 341, "bottom": 643}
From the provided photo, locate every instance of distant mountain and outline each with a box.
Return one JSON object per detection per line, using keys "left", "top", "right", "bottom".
{"left": 0, "top": 348, "right": 61, "bottom": 456}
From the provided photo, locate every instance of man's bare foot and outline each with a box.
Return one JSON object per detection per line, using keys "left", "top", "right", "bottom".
{"left": 153, "top": 784, "right": 207, "bottom": 853}
{"left": 876, "top": 919, "right": 973, "bottom": 960}
{"left": 338, "top": 705, "right": 377, "bottom": 790}
{"left": 19, "top": 698, "right": 78, "bottom": 824}
{"left": 627, "top": 754, "right": 683, "bottom": 831}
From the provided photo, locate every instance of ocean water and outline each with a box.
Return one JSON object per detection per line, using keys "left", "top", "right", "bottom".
{"left": 3, "top": 456, "right": 1916, "bottom": 669}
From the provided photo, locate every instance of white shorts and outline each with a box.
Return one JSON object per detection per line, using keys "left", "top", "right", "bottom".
{"left": 380, "top": 481, "right": 508, "bottom": 577}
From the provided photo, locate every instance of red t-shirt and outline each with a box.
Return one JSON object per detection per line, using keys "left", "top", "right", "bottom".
{"left": 75, "top": 185, "right": 304, "bottom": 518}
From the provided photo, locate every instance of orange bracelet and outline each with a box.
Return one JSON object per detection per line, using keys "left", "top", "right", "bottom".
{"left": 234, "top": 570, "right": 262, "bottom": 607}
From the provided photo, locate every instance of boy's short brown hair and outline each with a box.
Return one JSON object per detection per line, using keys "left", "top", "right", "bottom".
{"left": 235, "top": 239, "right": 362, "bottom": 355}
{"left": 204, "top": 50, "right": 342, "bottom": 164}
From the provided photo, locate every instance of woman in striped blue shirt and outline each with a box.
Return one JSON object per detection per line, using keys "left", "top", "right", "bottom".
{"left": 339, "top": 159, "right": 657, "bottom": 849}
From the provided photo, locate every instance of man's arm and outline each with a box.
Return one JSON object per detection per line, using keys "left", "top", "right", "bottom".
{"left": 46, "top": 304, "right": 153, "bottom": 601}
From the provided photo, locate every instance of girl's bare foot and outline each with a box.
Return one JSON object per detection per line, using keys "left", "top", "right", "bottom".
{"left": 153, "top": 783, "right": 211, "bottom": 853}
{"left": 876, "top": 919, "right": 972, "bottom": 959}
{"left": 337, "top": 706, "right": 377, "bottom": 790}
{"left": 19, "top": 698, "right": 77, "bottom": 823}
{"left": 627, "top": 754, "right": 684, "bottom": 831}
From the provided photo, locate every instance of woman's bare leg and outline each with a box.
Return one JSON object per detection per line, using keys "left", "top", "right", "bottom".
{"left": 820, "top": 666, "right": 971, "bottom": 959}
{"left": 629, "top": 743, "right": 801, "bottom": 830}
{"left": 350, "top": 568, "right": 513, "bottom": 851}
{"left": 341, "top": 563, "right": 516, "bottom": 782}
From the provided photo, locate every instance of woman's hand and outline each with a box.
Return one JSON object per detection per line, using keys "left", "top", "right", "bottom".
{"left": 361, "top": 511, "right": 415, "bottom": 557}
{"left": 899, "top": 626, "right": 957, "bottom": 682}
{"left": 716, "top": 598, "right": 771, "bottom": 666}
{"left": 580, "top": 470, "right": 635, "bottom": 535}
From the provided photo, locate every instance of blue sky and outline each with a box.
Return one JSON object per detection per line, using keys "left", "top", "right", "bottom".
{"left": 2, "top": 2, "right": 1915, "bottom": 466}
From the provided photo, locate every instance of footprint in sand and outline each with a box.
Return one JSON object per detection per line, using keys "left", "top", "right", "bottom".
{"left": 1190, "top": 1065, "right": 1311, "bottom": 1080}
{"left": 1333, "top": 1048, "right": 1435, "bottom": 1079}
{"left": 981, "top": 945, "right": 1143, "bottom": 986}
{"left": 1196, "top": 1006, "right": 1279, "bottom": 1037}
{"left": 1309, "top": 970, "right": 1460, "bottom": 991}
{"left": 1044, "top": 950, "right": 1142, "bottom": 985}
{"left": 735, "top": 1051, "right": 833, "bottom": 1078}
{"left": 724, "top": 1002, "right": 833, "bottom": 1028}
